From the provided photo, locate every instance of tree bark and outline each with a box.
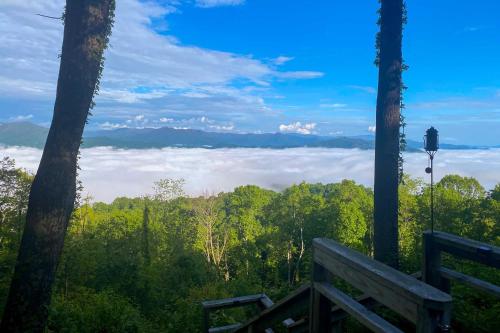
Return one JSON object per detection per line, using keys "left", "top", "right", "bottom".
{"left": 373, "top": 0, "right": 403, "bottom": 268}
{"left": 0, "top": 1, "right": 115, "bottom": 331}
{"left": 142, "top": 204, "right": 151, "bottom": 266}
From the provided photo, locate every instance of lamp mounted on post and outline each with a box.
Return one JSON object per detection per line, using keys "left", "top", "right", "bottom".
{"left": 424, "top": 127, "right": 439, "bottom": 232}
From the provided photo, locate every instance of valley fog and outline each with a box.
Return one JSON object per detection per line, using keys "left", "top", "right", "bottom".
{"left": 1, "top": 146, "right": 499, "bottom": 202}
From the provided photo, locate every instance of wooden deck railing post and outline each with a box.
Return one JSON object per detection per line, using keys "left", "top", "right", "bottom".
{"left": 423, "top": 231, "right": 450, "bottom": 293}
{"left": 421, "top": 230, "right": 500, "bottom": 331}
{"left": 416, "top": 306, "right": 451, "bottom": 333}
{"left": 310, "top": 256, "right": 332, "bottom": 333}
{"left": 202, "top": 307, "right": 209, "bottom": 333}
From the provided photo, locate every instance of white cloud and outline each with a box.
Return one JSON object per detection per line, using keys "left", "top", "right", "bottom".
{"left": 0, "top": 0, "right": 322, "bottom": 128}
{"left": 99, "top": 122, "right": 129, "bottom": 130}
{"left": 348, "top": 85, "right": 377, "bottom": 94}
{"left": 274, "top": 56, "right": 294, "bottom": 65}
{"left": 9, "top": 114, "right": 33, "bottom": 121}
{"left": 196, "top": 0, "right": 245, "bottom": 8}
{"left": 368, "top": 126, "right": 376, "bottom": 133}
{"left": 135, "top": 114, "right": 145, "bottom": 121}
{"left": 279, "top": 122, "right": 317, "bottom": 135}
{"left": 159, "top": 117, "right": 174, "bottom": 123}
{"left": 463, "top": 26, "right": 484, "bottom": 32}
{"left": 276, "top": 71, "right": 324, "bottom": 79}
{"left": 320, "top": 103, "right": 347, "bottom": 108}
{"left": 209, "top": 124, "right": 235, "bottom": 131}
{"left": 2, "top": 147, "right": 499, "bottom": 203}
{"left": 409, "top": 97, "right": 499, "bottom": 110}
{"left": 98, "top": 88, "right": 169, "bottom": 104}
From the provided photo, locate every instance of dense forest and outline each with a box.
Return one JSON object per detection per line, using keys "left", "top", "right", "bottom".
{"left": 1, "top": 156, "right": 499, "bottom": 332}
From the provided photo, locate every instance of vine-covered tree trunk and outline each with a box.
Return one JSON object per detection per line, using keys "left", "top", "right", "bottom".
{"left": 373, "top": 0, "right": 403, "bottom": 268}
{"left": 0, "top": 1, "right": 115, "bottom": 331}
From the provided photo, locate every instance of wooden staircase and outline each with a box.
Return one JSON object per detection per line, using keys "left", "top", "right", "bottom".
{"left": 202, "top": 232, "right": 500, "bottom": 333}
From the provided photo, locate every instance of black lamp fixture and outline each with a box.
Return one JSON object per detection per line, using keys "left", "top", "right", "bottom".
{"left": 424, "top": 127, "right": 439, "bottom": 232}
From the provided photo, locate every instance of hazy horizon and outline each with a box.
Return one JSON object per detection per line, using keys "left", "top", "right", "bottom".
{"left": 2, "top": 146, "right": 499, "bottom": 203}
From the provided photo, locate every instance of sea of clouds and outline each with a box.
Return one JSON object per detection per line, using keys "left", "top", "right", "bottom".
{"left": 1, "top": 147, "right": 499, "bottom": 203}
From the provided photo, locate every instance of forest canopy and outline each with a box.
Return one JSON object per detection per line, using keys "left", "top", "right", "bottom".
{"left": 0, "top": 157, "right": 499, "bottom": 332}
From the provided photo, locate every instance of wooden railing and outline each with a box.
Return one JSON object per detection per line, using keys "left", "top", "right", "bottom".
{"left": 202, "top": 290, "right": 307, "bottom": 333}
{"left": 310, "top": 238, "right": 452, "bottom": 333}
{"left": 232, "top": 285, "right": 309, "bottom": 333}
{"left": 202, "top": 293, "right": 271, "bottom": 333}
{"left": 423, "top": 231, "right": 500, "bottom": 298}
{"left": 202, "top": 236, "right": 459, "bottom": 333}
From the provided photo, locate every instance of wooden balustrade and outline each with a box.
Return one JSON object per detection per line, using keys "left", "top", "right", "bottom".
{"left": 202, "top": 294, "right": 266, "bottom": 333}
{"left": 310, "top": 238, "right": 452, "bottom": 333}
{"left": 202, "top": 290, "right": 305, "bottom": 333}
{"left": 422, "top": 231, "right": 500, "bottom": 298}
{"left": 201, "top": 234, "right": 487, "bottom": 332}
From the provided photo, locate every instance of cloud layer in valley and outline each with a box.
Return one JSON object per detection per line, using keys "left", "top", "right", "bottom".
{"left": 1, "top": 147, "right": 499, "bottom": 203}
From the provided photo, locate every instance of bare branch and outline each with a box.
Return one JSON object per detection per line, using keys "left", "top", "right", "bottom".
{"left": 36, "top": 13, "right": 62, "bottom": 20}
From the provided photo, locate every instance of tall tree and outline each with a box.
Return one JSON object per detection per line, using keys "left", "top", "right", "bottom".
{"left": 142, "top": 203, "right": 151, "bottom": 266}
{"left": 0, "top": 1, "right": 115, "bottom": 331}
{"left": 373, "top": 0, "right": 405, "bottom": 268}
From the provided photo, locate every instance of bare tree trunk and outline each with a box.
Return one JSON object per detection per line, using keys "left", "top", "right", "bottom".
{"left": 287, "top": 240, "right": 292, "bottom": 286}
{"left": 293, "top": 227, "right": 305, "bottom": 283}
{"left": 0, "top": 1, "right": 115, "bottom": 331}
{"left": 373, "top": 0, "right": 403, "bottom": 268}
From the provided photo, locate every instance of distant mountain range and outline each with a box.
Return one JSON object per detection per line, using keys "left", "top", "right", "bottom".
{"left": 0, "top": 122, "right": 493, "bottom": 151}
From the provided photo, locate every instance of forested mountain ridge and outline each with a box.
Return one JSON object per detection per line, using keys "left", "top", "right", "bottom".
{"left": 1, "top": 157, "right": 499, "bottom": 332}
{"left": 0, "top": 122, "right": 488, "bottom": 150}
{"left": 0, "top": 122, "right": 49, "bottom": 148}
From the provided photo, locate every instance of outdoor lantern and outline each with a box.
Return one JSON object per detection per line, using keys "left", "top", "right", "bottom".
{"left": 424, "top": 127, "right": 439, "bottom": 232}
{"left": 424, "top": 127, "right": 439, "bottom": 155}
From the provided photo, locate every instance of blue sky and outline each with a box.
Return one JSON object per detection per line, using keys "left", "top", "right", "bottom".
{"left": 1, "top": 0, "right": 499, "bottom": 145}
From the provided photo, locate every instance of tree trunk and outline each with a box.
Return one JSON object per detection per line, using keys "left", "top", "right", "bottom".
{"left": 373, "top": 0, "right": 403, "bottom": 268}
{"left": 0, "top": 1, "right": 115, "bottom": 331}
{"left": 142, "top": 204, "right": 151, "bottom": 266}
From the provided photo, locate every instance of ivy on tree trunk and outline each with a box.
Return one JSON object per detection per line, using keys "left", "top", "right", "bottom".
{"left": 373, "top": 0, "right": 404, "bottom": 268}
{"left": 0, "top": 1, "right": 115, "bottom": 331}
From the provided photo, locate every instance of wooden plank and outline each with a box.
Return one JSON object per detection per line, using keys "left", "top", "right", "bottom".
{"left": 259, "top": 295, "right": 274, "bottom": 309}
{"left": 258, "top": 294, "right": 297, "bottom": 329}
{"left": 202, "top": 294, "right": 263, "bottom": 310}
{"left": 233, "top": 285, "right": 310, "bottom": 333}
{"left": 203, "top": 308, "right": 210, "bottom": 333}
{"left": 313, "top": 238, "right": 451, "bottom": 323}
{"left": 314, "top": 282, "right": 403, "bottom": 333}
{"left": 310, "top": 262, "right": 332, "bottom": 333}
{"left": 310, "top": 288, "right": 331, "bottom": 333}
{"left": 440, "top": 267, "right": 500, "bottom": 298}
{"left": 208, "top": 323, "right": 241, "bottom": 333}
{"left": 330, "top": 294, "right": 378, "bottom": 322}
{"left": 286, "top": 318, "right": 307, "bottom": 332}
{"left": 429, "top": 231, "right": 500, "bottom": 269}
{"left": 423, "top": 232, "right": 450, "bottom": 293}
{"left": 415, "top": 300, "right": 452, "bottom": 333}
{"left": 287, "top": 295, "right": 378, "bottom": 333}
